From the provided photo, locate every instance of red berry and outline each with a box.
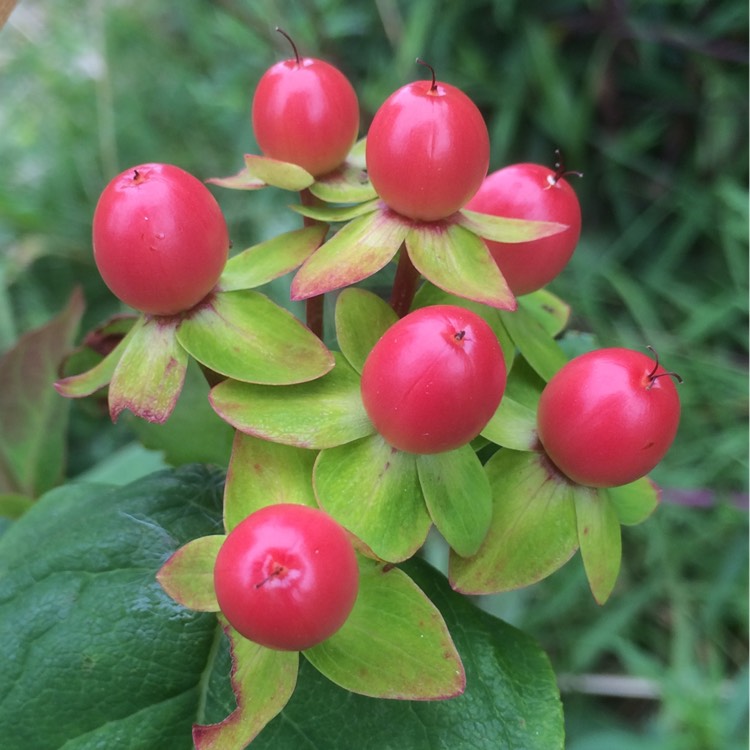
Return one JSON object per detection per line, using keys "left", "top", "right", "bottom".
{"left": 465, "top": 163, "right": 582, "bottom": 295}
{"left": 365, "top": 71, "right": 489, "bottom": 221}
{"left": 92, "top": 163, "right": 229, "bottom": 316}
{"left": 536, "top": 348, "right": 681, "bottom": 487}
{"left": 360, "top": 305, "right": 507, "bottom": 454}
{"left": 251, "top": 37, "right": 359, "bottom": 177}
{"left": 214, "top": 504, "right": 359, "bottom": 651}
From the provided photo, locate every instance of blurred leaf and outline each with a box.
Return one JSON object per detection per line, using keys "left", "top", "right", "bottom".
{"left": 210, "top": 353, "right": 372, "bottom": 450}
{"left": 304, "top": 557, "right": 465, "bottom": 699}
{"left": 607, "top": 477, "right": 661, "bottom": 526}
{"left": 0, "top": 287, "right": 83, "bottom": 496}
{"left": 177, "top": 290, "right": 334, "bottom": 384}
{"left": 313, "top": 433, "right": 430, "bottom": 562}
{"left": 518, "top": 288, "right": 571, "bottom": 337}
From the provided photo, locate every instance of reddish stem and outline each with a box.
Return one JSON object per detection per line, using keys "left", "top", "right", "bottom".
{"left": 390, "top": 244, "right": 421, "bottom": 317}
{"left": 299, "top": 188, "right": 325, "bottom": 339}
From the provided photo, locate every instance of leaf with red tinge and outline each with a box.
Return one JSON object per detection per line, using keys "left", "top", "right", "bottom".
{"left": 109, "top": 315, "right": 187, "bottom": 423}
{"left": 449, "top": 449, "right": 579, "bottom": 594}
{"left": 304, "top": 557, "right": 465, "bottom": 699}
{"left": 291, "top": 207, "right": 409, "bottom": 300}
{"left": 406, "top": 221, "right": 517, "bottom": 310}
{"left": 574, "top": 486, "right": 622, "bottom": 604}
{"left": 0, "top": 288, "right": 84, "bottom": 497}
{"left": 193, "top": 619, "right": 298, "bottom": 750}
{"left": 157, "top": 535, "right": 224, "bottom": 612}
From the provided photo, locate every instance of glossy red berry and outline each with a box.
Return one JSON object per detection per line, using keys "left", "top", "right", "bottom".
{"left": 536, "top": 347, "right": 681, "bottom": 487}
{"left": 465, "top": 162, "right": 582, "bottom": 295}
{"left": 251, "top": 32, "right": 359, "bottom": 177}
{"left": 365, "top": 67, "right": 489, "bottom": 221}
{"left": 360, "top": 305, "right": 507, "bottom": 454}
{"left": 92, "top": 163, "right": 229, "bottom": 316}
{"left": 213, "top": 504, "right": 359, "bottom": 651}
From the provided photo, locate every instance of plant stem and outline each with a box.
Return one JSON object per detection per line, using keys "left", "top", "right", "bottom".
{"left": 390, "top": 244, "right": 420, "bottom": 317}
{"left": 299, "top": 188, "right": 325, "bottom": 339}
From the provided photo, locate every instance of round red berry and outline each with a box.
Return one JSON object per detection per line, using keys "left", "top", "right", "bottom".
{"left": 92, "top": 163, "right": 229, "bottom": 316}
{"left": 213, "top": 504, "right": 359, "bottom": 651}
{"left": 536, "top": 347, "right": 681, "bottom": 487}
{"left": 251, "top": 45, "right": 359, "bottom": 177}
{"left": 365, "top": 74, "right": 489, "bottom": 221}
{"left": 465, "top": 163, "right": 582, "bottom": 295}
{"left": 360, "top": 305, "right": 507, "bottom": 454}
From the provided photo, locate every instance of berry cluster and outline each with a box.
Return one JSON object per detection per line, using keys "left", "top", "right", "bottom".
{"left": 59, "top": 29, "right": 682, "bottom": 749}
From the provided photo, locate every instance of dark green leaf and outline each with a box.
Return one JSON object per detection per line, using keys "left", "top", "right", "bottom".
{"left": 0, "top": 466, "right": 225, "bottom": 750}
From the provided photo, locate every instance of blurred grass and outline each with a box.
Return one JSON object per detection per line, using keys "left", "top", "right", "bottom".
{"left": 0, "top": 1, "right": 747, "bottom": 747}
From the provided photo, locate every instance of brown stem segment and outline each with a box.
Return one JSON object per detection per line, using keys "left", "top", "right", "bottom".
{"left": 390, "top": 244, "right": 421, "bottom": 318}
{"left": 300, "top": 188, "right": 325, "bottom": 339}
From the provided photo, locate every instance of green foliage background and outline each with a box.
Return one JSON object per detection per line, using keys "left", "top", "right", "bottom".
{"left": 0, "top": 1, "right": 747, "bottom": 748}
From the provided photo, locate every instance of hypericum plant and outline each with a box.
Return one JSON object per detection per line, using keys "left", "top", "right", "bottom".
{"left": 38, "top": 35, "right": 683, "bottom": 750}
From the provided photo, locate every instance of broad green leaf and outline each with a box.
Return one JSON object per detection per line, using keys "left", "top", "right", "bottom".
{"left": 406, "top": 222, "right": 516, "bottom": 310}
{"left": 606, "top": 476, "right": 661, "bottom": 525}
{"left": 210, "top": 353, "right": 372, "bottom": 449}
{"left": 417, "top": 445, "right": 492, "bottom": 557}
{"left": 109, "top": 315, "right": 187, "bottom": 423}
{"left": 193, "top": 619, "right": 298, "bottom": 750}
{"left": 304, "top": 557, "right": 464, "bottom": 699}
{"left": 250, "top": 557, "right": 564, "bottom": 750}
{"left": 177, "top": 289, "right": 334, "bottom": 384}
{"left": 518, "top": 288, "right": 571, "bottom": 337}
{"left": 457, "top": 207, "right": 567, "bottom": 242}
{"left": 504, "top": 355, "right": 546, "bottom": 409}
{"left": 223, "top": 432, "right": 318, "bottom": 531}
{"left": 334, "top": 287, "right": 398, "bottom": 373}
{"left": 449, "top": 450, "right": 579, "bottom": 594}
{"left": 156, "top": 534, "right": 224, "bottom": 612}
{"left": 481, "top": 395, "right": 538, "bottom": 451}
{"left": 313, "top": 434, "right": 430, "bottom": 562}
{"left": 125, "top": 358, "right": 234, "bottom": 467}
{"left": 241, "top": 154, "right": 314, "bottom": 190}
{"left": 308, "top": 160, "right": 377, "bottom": 203}
{"left": 290, "top": 207, "right": 408, "bottom": 300}
{"left": 499, "top": 305, "right": 568, "bottom": 381}
{"left": 574, "top": 486, "right": 622, "bottom": 604}
{"left": 289, "top": 197, "right": 379, "bottom": 223}
{"left": 220, "top": 224, "right": 328, "bottom": 292}
{"left": 0, "top": 288, "right": 83, "bottom": 497}
{"left": 0, "top": 466, "right": 225, "bottom": 750}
